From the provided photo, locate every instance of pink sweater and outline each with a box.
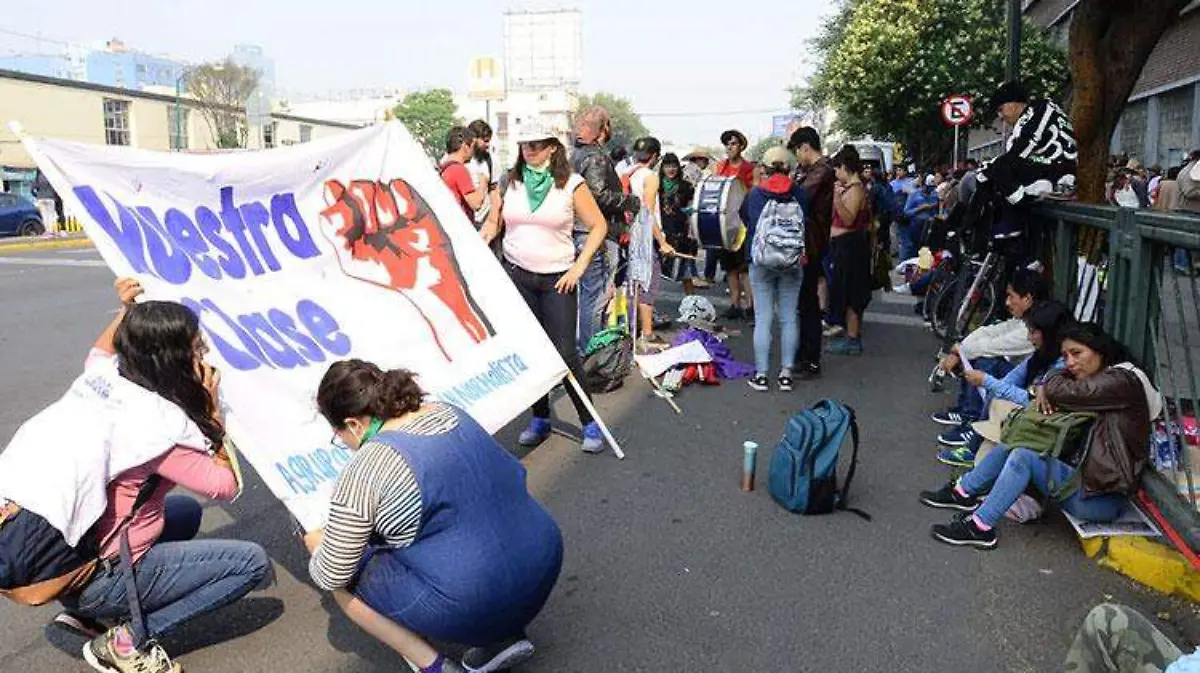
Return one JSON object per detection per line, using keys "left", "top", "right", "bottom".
{"left": 95, "top": 447, "right": 238, "bottom": 562}
{"left": 83, "top": 349, "right": 237, "bottom": 561}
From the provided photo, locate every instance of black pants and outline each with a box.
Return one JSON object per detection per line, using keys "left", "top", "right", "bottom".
{"left": 797, "top": 257, "right": 823, "bottom": 367}
{"left": 505, "top": 262, "right": 594, "bottom": 425}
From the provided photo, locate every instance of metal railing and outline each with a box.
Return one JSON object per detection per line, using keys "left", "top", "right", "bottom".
{"left": 1035, "top": 201, "right": 1200, "bottom": 550}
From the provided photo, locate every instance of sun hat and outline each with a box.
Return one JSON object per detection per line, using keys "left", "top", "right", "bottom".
{"left": 720, "top": 129, "right": 748, "bottom": 147}
{"left": 971, "top": 399, "right": 1023, "bottom": 444}
{"left": 516, "top": 117, "right": 562, "bottom": 144}
{"left": 762, "top": 145, "right": 794, "bottom": 169}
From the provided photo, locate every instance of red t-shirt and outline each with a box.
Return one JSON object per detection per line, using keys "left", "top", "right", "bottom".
{"left": 716, "top": 159, "right": 756, "bottom": 191}
{"left": 440, "top": 161, "right": 477, "bottom": 219}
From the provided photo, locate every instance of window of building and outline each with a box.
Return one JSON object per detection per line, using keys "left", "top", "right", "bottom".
{"left": 299, "top": 124, "right": 312, "bottom": 143}
{"left": 168, "top": 107, "right": 189, "bottom": 150}
{"left": 1157, "top": 86, "right": 1195, "bottom": 169}
{"left": 1117, "top": 100, "right": 1147, "bottom": 162}
{"left": 263, "top": 121, "right": 277, "bottom": 149}
{"left": 103, "top": 98, "right": 131, "bottom": 146}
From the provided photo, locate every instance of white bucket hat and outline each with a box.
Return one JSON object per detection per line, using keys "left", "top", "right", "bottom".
{"left": 516, "top": 117, "right": 562, "bottom": 144}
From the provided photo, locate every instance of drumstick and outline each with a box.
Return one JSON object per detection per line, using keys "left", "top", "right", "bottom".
{"left": 671, "top": 252, "right": 699, "bottom": 260}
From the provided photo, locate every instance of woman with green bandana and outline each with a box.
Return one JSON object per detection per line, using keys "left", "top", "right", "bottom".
{"left": 486, "top": 120, "right": 609, "bottom": 452}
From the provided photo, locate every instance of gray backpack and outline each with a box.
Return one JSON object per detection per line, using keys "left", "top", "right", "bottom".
{"left": 751, "top": 199, "right": 806, "bottom": 269}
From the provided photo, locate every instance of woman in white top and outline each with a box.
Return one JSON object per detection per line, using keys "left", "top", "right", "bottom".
{"left": 481, "top": 124, "right": 609, "bottom": 453}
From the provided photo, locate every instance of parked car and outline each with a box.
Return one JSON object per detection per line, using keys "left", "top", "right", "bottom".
{"left": 0, "top": 192, "right": 45, "bottom": 237}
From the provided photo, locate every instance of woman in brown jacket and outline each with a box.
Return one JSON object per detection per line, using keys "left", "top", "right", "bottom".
{"left": 919, "top": 322, "right": 1162, "bottom": 549}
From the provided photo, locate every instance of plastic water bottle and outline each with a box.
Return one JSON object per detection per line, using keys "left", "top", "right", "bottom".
{"left": 742, "top": 441, "right": 758, "bottom": 492}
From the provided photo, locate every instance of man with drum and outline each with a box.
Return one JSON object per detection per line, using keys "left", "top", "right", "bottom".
{"left": 713, "top": 129, "right": 756, "bottom": 321}
{"left": 572, "top": 106, "right": 641, "bottom": 356}
{"left": 787, "top": 126, "right": 835, "bottom": 380}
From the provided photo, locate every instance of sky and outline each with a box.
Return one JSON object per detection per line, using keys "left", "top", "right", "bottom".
{"left": 1, "top": 0, "right": 835, "bottom": 148}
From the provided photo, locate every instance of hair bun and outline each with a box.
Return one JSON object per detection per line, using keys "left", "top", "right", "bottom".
{"left": 372, "top": 369, "right": 425, "bottom": 419}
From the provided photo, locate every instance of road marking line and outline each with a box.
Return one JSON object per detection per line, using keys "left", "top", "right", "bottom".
{"left": 0, "top": 257, "right": 107, "bottom": 268}
{"left": 864, "top": 312, "right": 928, "bottom": 328}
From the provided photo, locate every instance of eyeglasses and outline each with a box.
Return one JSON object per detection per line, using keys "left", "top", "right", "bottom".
{"left": 330, "top": 431, "right": 351, "bottom": 452}
{"left": 522, "top": 140, "right": 551, "bottom": 152}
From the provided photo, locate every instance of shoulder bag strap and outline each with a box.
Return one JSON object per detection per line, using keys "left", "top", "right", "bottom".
{"left": 110, "top": 474, "right": 162, "bottom": 647}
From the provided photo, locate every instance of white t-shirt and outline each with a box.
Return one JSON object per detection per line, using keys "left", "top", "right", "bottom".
{"left": 503, "top": 173, "right": 586, "bottom": 274}
{"left": 467, "top": 156, "right": 496, "bottom": 223}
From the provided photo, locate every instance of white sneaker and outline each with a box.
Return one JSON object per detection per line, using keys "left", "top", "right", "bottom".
{"left": 892, "top": 283, "right": 912, "bottom": 295}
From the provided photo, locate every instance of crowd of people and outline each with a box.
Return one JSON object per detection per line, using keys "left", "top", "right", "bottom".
{"left": 1105, "top": 150, "right": 1200, "bottom": 274}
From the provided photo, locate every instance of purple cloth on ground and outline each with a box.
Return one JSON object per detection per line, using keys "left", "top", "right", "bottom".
{"left": 671, "top": 328, "right": 755, "bottom": 380}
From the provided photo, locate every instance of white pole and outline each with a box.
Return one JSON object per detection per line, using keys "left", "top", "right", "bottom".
{"left": 953, "top": 125, "right": 960, "bottom": 168}
{"left": 565, "top": 372, "right": 625, "bottom": 459}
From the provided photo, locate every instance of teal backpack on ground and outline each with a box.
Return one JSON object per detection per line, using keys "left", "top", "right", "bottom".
{"left": 768, "top": 399, "right": 870, "bottom": 519}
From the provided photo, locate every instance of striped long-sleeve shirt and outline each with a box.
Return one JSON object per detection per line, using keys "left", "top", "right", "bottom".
{"left": 309, "top": 404, "right": 459, "bottom": 591}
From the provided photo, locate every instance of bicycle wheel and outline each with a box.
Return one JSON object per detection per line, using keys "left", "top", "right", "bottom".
{"left": 930, "top": 277, "right": 962, "bottom": 340}
{"left": 964, "top": 281, "right": 998, "bottom": 333}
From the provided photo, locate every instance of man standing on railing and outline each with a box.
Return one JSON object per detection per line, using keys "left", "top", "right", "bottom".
{"left": 976, "top": 82, "right": 1077, "bottom": 207}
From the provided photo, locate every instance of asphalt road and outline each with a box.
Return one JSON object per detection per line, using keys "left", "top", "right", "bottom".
{"left": 0, "top": 246, "right": 1193, "bottom": 673}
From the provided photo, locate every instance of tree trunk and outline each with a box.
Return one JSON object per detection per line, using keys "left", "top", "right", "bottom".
{"left": 1067, "top": 0, "right": 1188, "bottom": 203}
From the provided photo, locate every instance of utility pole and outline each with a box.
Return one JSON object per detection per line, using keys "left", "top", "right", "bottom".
{"left": 1006, "top": 0, "right": 1022, "bottom": 83}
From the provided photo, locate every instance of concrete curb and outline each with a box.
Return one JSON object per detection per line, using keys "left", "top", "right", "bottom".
{"left": 1081, "top": 536, "right": 1200, "bottom": 602}
{"left": 0, "top": 237, "right": 93, "bottom": 254}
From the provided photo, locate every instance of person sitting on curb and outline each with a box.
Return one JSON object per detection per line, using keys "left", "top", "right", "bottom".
{"left": 931, "top": 267, "right": 1049, "bottom": 428}
{"left": 920, "top": 322, "right": 1161, "bottom": 549}
{"left": 935, "top": 300, "right": 1072, "bottom": 467}
{"left": 306, "top": 360, "right": 564, "bottom": 673}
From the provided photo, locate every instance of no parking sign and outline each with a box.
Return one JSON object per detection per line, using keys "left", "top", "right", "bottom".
{"left": 941, "top": 95, "right": 974, "bottom": 127}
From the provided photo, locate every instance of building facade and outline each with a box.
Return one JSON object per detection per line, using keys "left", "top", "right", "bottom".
{"left": 0, "top": 69, "right": 358, "bottom": 198}
{"left": 968, "top": 0, "right": 1200, "bottom": 168}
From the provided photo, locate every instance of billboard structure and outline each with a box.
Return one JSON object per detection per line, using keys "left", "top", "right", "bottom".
{"left": 468, "top": 56, "right": 505, "bottom": 101}
{"left": 503, "top": 9, "right": 583, "bottom": 92}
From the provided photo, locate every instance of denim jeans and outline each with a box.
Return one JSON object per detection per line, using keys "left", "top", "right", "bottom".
{"left": 574, "top": 231, "right": 611, "bottom": 357}
{"left": 955, "top": 356, "right": 1013, "bottom": 420}
{"left": 1174, "top": 248, "right": 1193, "bottom": 272}
{"left": 64, "top": 496, "right": 271, "bottom": 645}
{"left": 749, "top": 264, "right": 803, "bottom": 375}
{"left": 898, "top": 219, "right": 926, "bottom": 262}
{"left": 961, "top": 445, "right": 1127, "bottom": 527}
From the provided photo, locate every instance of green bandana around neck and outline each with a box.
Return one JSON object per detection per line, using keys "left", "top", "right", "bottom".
{"left": 662, "top": 176, "right": 680, "bottom": 195}
{"left": 359, "top": 417, "right": 385, "bottom": 445}
{"left": 522, "top": 163, "right": 554, "bottom": 211}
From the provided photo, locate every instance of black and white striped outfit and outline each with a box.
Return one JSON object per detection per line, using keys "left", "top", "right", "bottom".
{"left": 309, "top": 405, "right": 459, "bottom": 591}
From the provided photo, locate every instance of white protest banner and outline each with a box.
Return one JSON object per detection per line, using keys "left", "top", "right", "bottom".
{"left": 19, "top": 122, "right": 570, "bottom": 531}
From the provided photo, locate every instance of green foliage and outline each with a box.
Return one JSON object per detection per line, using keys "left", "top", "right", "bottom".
{"left": 748, "top": 136, "right": 783, "bottom": 163}
{"left": 184, "top": 59, "right": 261, "bottom": 149}
{"left": 575, "top": 92, "right": 650, "bottom": 152}
{"left": 806, "top": 0, "right": 1067, "bottom": 163}
{"left": 392, "top": 89, "right": 460, "bottom": 158}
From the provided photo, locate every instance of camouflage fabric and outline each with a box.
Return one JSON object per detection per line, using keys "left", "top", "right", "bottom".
{"left": 1064, "top": 604, "right": 1183, "bottom": 673}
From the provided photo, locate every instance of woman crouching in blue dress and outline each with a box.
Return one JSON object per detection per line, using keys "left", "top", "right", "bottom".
{"left": 304, "top": 359, "right": 563, "bottom": 673}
